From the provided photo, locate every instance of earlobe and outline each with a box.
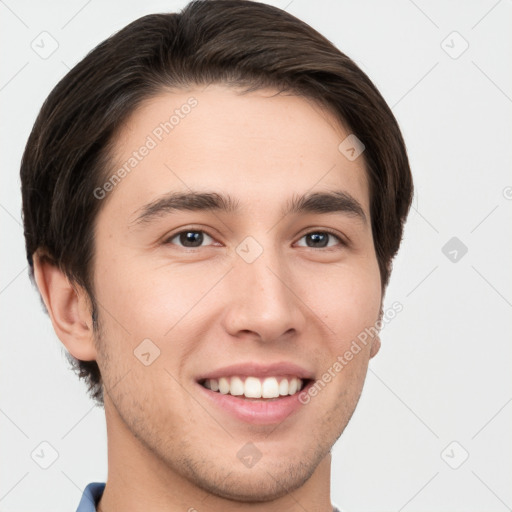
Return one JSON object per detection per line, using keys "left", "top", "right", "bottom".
{"left": 33, "top": 252, "right": 97, "bottom": 361}
{"left": 369, "top": 335, "right": 381, "bottom": 359}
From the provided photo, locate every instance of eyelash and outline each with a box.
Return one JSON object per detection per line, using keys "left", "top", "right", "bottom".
{"left": 163, "top": 228, "right": 347, "bottom": 250}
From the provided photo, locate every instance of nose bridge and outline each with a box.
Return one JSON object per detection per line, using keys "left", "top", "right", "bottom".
{"left": 223, "top": 235, "right": 304, "bottom": 340}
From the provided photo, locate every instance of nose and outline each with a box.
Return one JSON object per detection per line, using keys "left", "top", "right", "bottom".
{"left": 220, "top": 243, "right": 307, "bottom": 343}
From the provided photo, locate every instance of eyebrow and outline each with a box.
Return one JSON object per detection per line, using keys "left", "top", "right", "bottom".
{"left": 129, "top": 190, "right": 367, "bottom": 227}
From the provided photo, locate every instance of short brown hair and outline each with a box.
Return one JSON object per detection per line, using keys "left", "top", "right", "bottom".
{"left": 20, "top": 0, "right": 413, "bottom": 406}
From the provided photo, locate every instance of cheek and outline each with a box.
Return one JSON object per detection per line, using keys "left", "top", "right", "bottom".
{"left": 93, "top": 255, "right": 228, "bottom": 373}
{"left": 307, "top": 261, "right": 381, "bottom": 341}
{"left": 93, "top": 251, "right": 198, "bottom": 334}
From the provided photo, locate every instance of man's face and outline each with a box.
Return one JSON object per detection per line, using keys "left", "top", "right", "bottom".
{"left": 91, "top": 84, "right": 381, "bottom": 500}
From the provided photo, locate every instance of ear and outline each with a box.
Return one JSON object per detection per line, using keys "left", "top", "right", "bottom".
{"left": 369, "top": 335, "right": 381, "bottom": 359}
{"left": 33, "top": 251, "right": 97, "bottom": 361}
{"left": 370, "top": 303, "right": 384, "bottom": 359}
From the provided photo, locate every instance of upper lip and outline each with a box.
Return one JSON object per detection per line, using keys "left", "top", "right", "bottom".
{"left": 196, "top": 362, "right": 315, "bottom": 381}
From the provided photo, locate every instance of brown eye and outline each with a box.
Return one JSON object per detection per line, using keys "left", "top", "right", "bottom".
{"left": 166, "top": 230, "right": 215, "bottom": 248}
{"left": 296, "top": 231, "right": 344, "bottom": 249}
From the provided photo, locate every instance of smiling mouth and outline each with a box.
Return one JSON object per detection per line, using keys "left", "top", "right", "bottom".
{"left": 198, "top": 375, "right": 312, "bottom": 400}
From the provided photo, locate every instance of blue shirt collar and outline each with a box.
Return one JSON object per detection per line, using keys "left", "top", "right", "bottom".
{"left": 76, "top": 482, "right": 105, "bottom": 512}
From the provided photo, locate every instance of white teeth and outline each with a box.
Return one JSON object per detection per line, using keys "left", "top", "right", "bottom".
{"left": 278, "top": 379, "right": 289, "bottom": 396}
{"left": 202, "top": 376, "right": 305, "bottom": 398}
{"left": 230, "top": 376, "right": 244, "bottom": 396}
{"left": 244, "top": 377, "right": 261, "bottom": 398}
{"left": 262, "top": 377, "right": 279, "bottom": 398}
{"left": 218, "top": 377, "right": 230, "bottom": 394}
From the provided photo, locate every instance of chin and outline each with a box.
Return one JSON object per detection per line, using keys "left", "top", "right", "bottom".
{"left": 202, "top": 465, "right": 313, "bottom": 502}
{"left": 183, "top": 444, "right": 325, "bottom": 503}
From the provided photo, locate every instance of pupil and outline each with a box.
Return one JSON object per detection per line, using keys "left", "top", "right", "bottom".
{"left": 308, "top": 233, "right": 327, "bottom": 248}
{"left": 181, "top": 231, "right": 203, "bottom": 247}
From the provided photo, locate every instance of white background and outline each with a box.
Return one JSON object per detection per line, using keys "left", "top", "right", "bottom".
{"left": 1, "top": 1, "right": 511, "bottom": 511}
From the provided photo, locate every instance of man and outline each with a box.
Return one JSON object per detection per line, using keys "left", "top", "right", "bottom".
{"left": 20, "top": 0, "right": 413, "bottom": 510}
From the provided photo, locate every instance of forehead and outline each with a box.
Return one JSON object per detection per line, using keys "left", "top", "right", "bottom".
{"left": 102, "top": 84, "right": 370, "bottom": 223}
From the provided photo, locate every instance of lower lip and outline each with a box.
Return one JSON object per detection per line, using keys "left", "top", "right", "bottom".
{"left": 196, "top": 381, "right": 313, "bottom": 425}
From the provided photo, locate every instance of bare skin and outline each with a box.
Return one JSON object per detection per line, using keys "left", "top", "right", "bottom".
{"left": 34, "top": 84, "right": 382, "bottom": 512}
